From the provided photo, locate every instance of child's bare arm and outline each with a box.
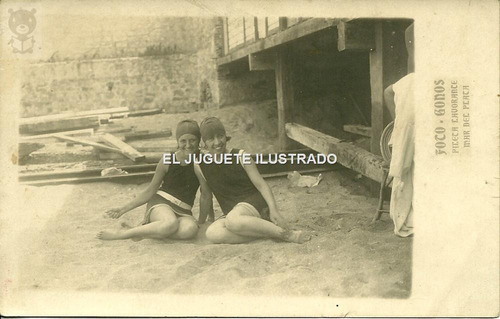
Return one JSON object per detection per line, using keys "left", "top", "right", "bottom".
{"left": 106, "top": 160, "right": 167, "bottom": 218}
{"left": 243, "top": 157, "right": 290, "bottom": 229}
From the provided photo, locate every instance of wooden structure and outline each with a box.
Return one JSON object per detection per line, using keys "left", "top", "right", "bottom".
{"left": 217, "top": 17, "right": 412, "bottom": 183}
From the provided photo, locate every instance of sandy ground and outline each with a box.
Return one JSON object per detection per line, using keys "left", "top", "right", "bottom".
{"left": 12, "top": 101, "right": 412, "bottom": 298}
{"left": 14, "top": 168, "right": 411, "bottom": 298}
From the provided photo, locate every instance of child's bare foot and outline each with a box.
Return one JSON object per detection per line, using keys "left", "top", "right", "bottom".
{"left": 97, "top": 230, "right": 122, "bottom": 240}
{"left": 97, "top": 229, "right": 144, "bottom": 241}
{"left": 282, "top": 230, "right": 311, "bottom": 244}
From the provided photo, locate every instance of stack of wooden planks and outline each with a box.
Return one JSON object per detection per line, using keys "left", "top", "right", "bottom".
{"left": 17, "top": 107, "right": 169, "bottom": 164}
{"left": 19, "top": 149, "right": 337, "bottom": 186}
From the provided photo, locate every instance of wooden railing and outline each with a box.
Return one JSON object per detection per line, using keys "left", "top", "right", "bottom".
{"left": 223, "top": 17, "right": 309, "bottom": 55}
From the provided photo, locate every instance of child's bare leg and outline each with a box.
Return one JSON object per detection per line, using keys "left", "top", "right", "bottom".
{"left": 98, "top": 206, "right": 178, "bottom": 241}
{"left": 205, "top": 219, "right": 256, "bottom": 244}
{"left": 223, "top": 204, "right": 311, "bottom": 244}
{"left": 169, "top": 216, "right": 199, "bottom": 240}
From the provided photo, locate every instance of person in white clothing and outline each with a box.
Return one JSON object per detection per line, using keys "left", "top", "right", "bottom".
{"left": 383, "top": 23, "right": 415, "bottom": 237}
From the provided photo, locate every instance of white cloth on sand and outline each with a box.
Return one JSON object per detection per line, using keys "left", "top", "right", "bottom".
{"left": 388, "top": 73, "right": 415, "bottom": 237}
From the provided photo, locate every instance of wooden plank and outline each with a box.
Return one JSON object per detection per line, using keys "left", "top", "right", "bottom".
{"left": 21, "top": 171, "right": 155, "bottom": 186}
{"left": 285, "top": 123, "right": 385, "bottom": 183}
{"left": 217, "top": 18, "right": 341, "bottom": 66}
{"left": 248, "top": 52, "right": 276, "bottom": 71}
{"left": 18, "top": 142, "right": 44, "bottom": 158}
{"left": 343, "top": 125, "right": 372, "bottom": 137}
{"left": 275, "top": 47, "right": 295, "bottom": 151}
{"left": 337, "top": 20, "right": 375, "bottom": 51}
{"left": 109, "top": 108, "right": 163, "bottom": 119}
{"left": 52, "top": 134, "right": 120, "bottom": 153}
{"left": 96, "top": 127, "right": 133, "bottom": 134}
{"left": 123, "top": 129, "right": 172, "bottom": 141}
{"left": 133, "top": 144, "right": 177, "bottom": 152}
{"left": 100, "top": 133, "right": 146, "bottom": 162}
{"left": 19, "top": 107, "right": 128, "bottom": 125}
{"left": 369, "top": 21, "right": 384, "bottom": 155}
{"left": 20, "top": 166, "right": 335, "bottom": 186}
{"left": 19, "top": 163, "right": 157, "bottom": 181}
{"left": 20, "top": 149, "right": 330, "bottom": 185}
{"left": 19, "top": 116, "right": 100, "bottom": 135}
{"left": 19, "top": 128, "right": 94, "bottom": 141}
{"left": 97, "top": 151, "right": 127, "bottom": 160}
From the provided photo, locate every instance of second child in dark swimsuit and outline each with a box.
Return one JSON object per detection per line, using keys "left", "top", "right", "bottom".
{"left": 98, "top": 120, "right": 202, "bottom": 241}
{"left": 195, "top": 117, "right": 310, "bottom": 244}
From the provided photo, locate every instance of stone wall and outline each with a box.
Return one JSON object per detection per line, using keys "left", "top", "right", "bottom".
{"left": 22, "top": 54, "right": 219, "bottom": 117}
{"left": 42, "top": 16, "right": 218, "bottom": 62}
{"left": 21, "top": 16, "right": 221, "bottom": 117}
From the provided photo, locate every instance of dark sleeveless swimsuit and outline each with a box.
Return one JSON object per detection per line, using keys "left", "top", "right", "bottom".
{"left": 199, "top": 148, "right": 269, "bottom": 218}
{"left": 146, "top": 152, "right": 200, "bottom": 217}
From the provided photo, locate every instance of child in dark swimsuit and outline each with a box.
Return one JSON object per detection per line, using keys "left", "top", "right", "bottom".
{"left": 195, "top": 117, "right": 310, "bottom": 244}
{"left": 98, "top": 120, "right": 202, "bottom": 241}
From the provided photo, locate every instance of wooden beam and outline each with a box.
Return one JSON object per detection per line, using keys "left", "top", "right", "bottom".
{"left": 275, "top": 47, "right": 295, "bottom": 151}
{"left": 19, "top": 116, "right": 100, "bottom": 135}
{"left": 109, "top": 108, "right": 163, "bottom": 119}
{"left": 19, "top": 163, "right": 158, "bottom": 181}
{"left": 123, "top": 129, "right": 172, "bottom": 141}
{"left": 248, "top": 52, "right": 276, "bottom": 71}
{"left": 20, "top": 166, "right": 336, "bottom": 186}
{"left": 285, "top": 123, "right": 385, "bottom": 183}
{"left": 100, "top": 133, "right": 146, "bottom": 162}
{"left": 19, "top": 107, "right": 128, "bottom": 125}
{"left": 52, "top": 134, "right": 120, "bottom": 153}
{"left": 254, "top": 17, "right": 259, "bottom": 40}
{"left": 337, "top": 20, "right": 375, "bottom": 51}
{"left": 223, "top": 17, "right": 229, "bottom": 55}
{"left": 20, "top": 171, "right": 155, "bottom": 186}
{"left": 18, "top": 142, "right": 44, "bottom": 159}
{"left": 217, "top": 18, "right": 341, "bottom": 66}
{"left": 369, "top": 21, "right": 384, "bottom": 155}
{"left": 343, "top": 125, "right": 372, "bottom": 137}
{"left": 19, "top": 128, "right": 94, "bottom": 141}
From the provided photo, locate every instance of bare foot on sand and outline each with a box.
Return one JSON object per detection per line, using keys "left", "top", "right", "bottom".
{"left": 282, "top": 230, "right": 311, "bottom": 244}
{"left": 97, "top": 229, "right": 145, "bottom": 242}
{"left": 97, "top": 230, "right": 122, "bottom": 240}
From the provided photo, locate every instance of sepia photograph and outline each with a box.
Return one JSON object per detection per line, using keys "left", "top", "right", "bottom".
{"left": 0, "top": 0, "right": 498, "bottom": 317}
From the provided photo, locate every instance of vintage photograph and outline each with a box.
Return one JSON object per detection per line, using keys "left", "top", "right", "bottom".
{"left": 0, "top": 0, "right": 498, "bottom": 317}
{"left": 10, "top": 11, "right": 414, "bottom": 296}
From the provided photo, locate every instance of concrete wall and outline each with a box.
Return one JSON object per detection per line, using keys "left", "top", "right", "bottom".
{"left": 21, "top": 16, "right": 221, "bottom": 117}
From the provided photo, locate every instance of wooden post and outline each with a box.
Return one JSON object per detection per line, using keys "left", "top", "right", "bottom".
{"left": 223, "top": 17, "right": 229, "bottom": 54}
{"left": 254, "top": 17, "right": 259, "bottom": 39}
{"left": 275, "top": 46, "right": 294, "bottom": 151}
{"left": 242, "top": 18, "right": 246, "bottom": 44}
{"left": 337, "top": 20, "right": 375, "bottom": 51}
{"left": 369, "top": 21, "right": 384, "bottom": 155}
{"left": 279, "top": 17, "right": 288, "bottom": 31}
{"left": 249, "top": 52, "right": 276, "bottom": 71}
